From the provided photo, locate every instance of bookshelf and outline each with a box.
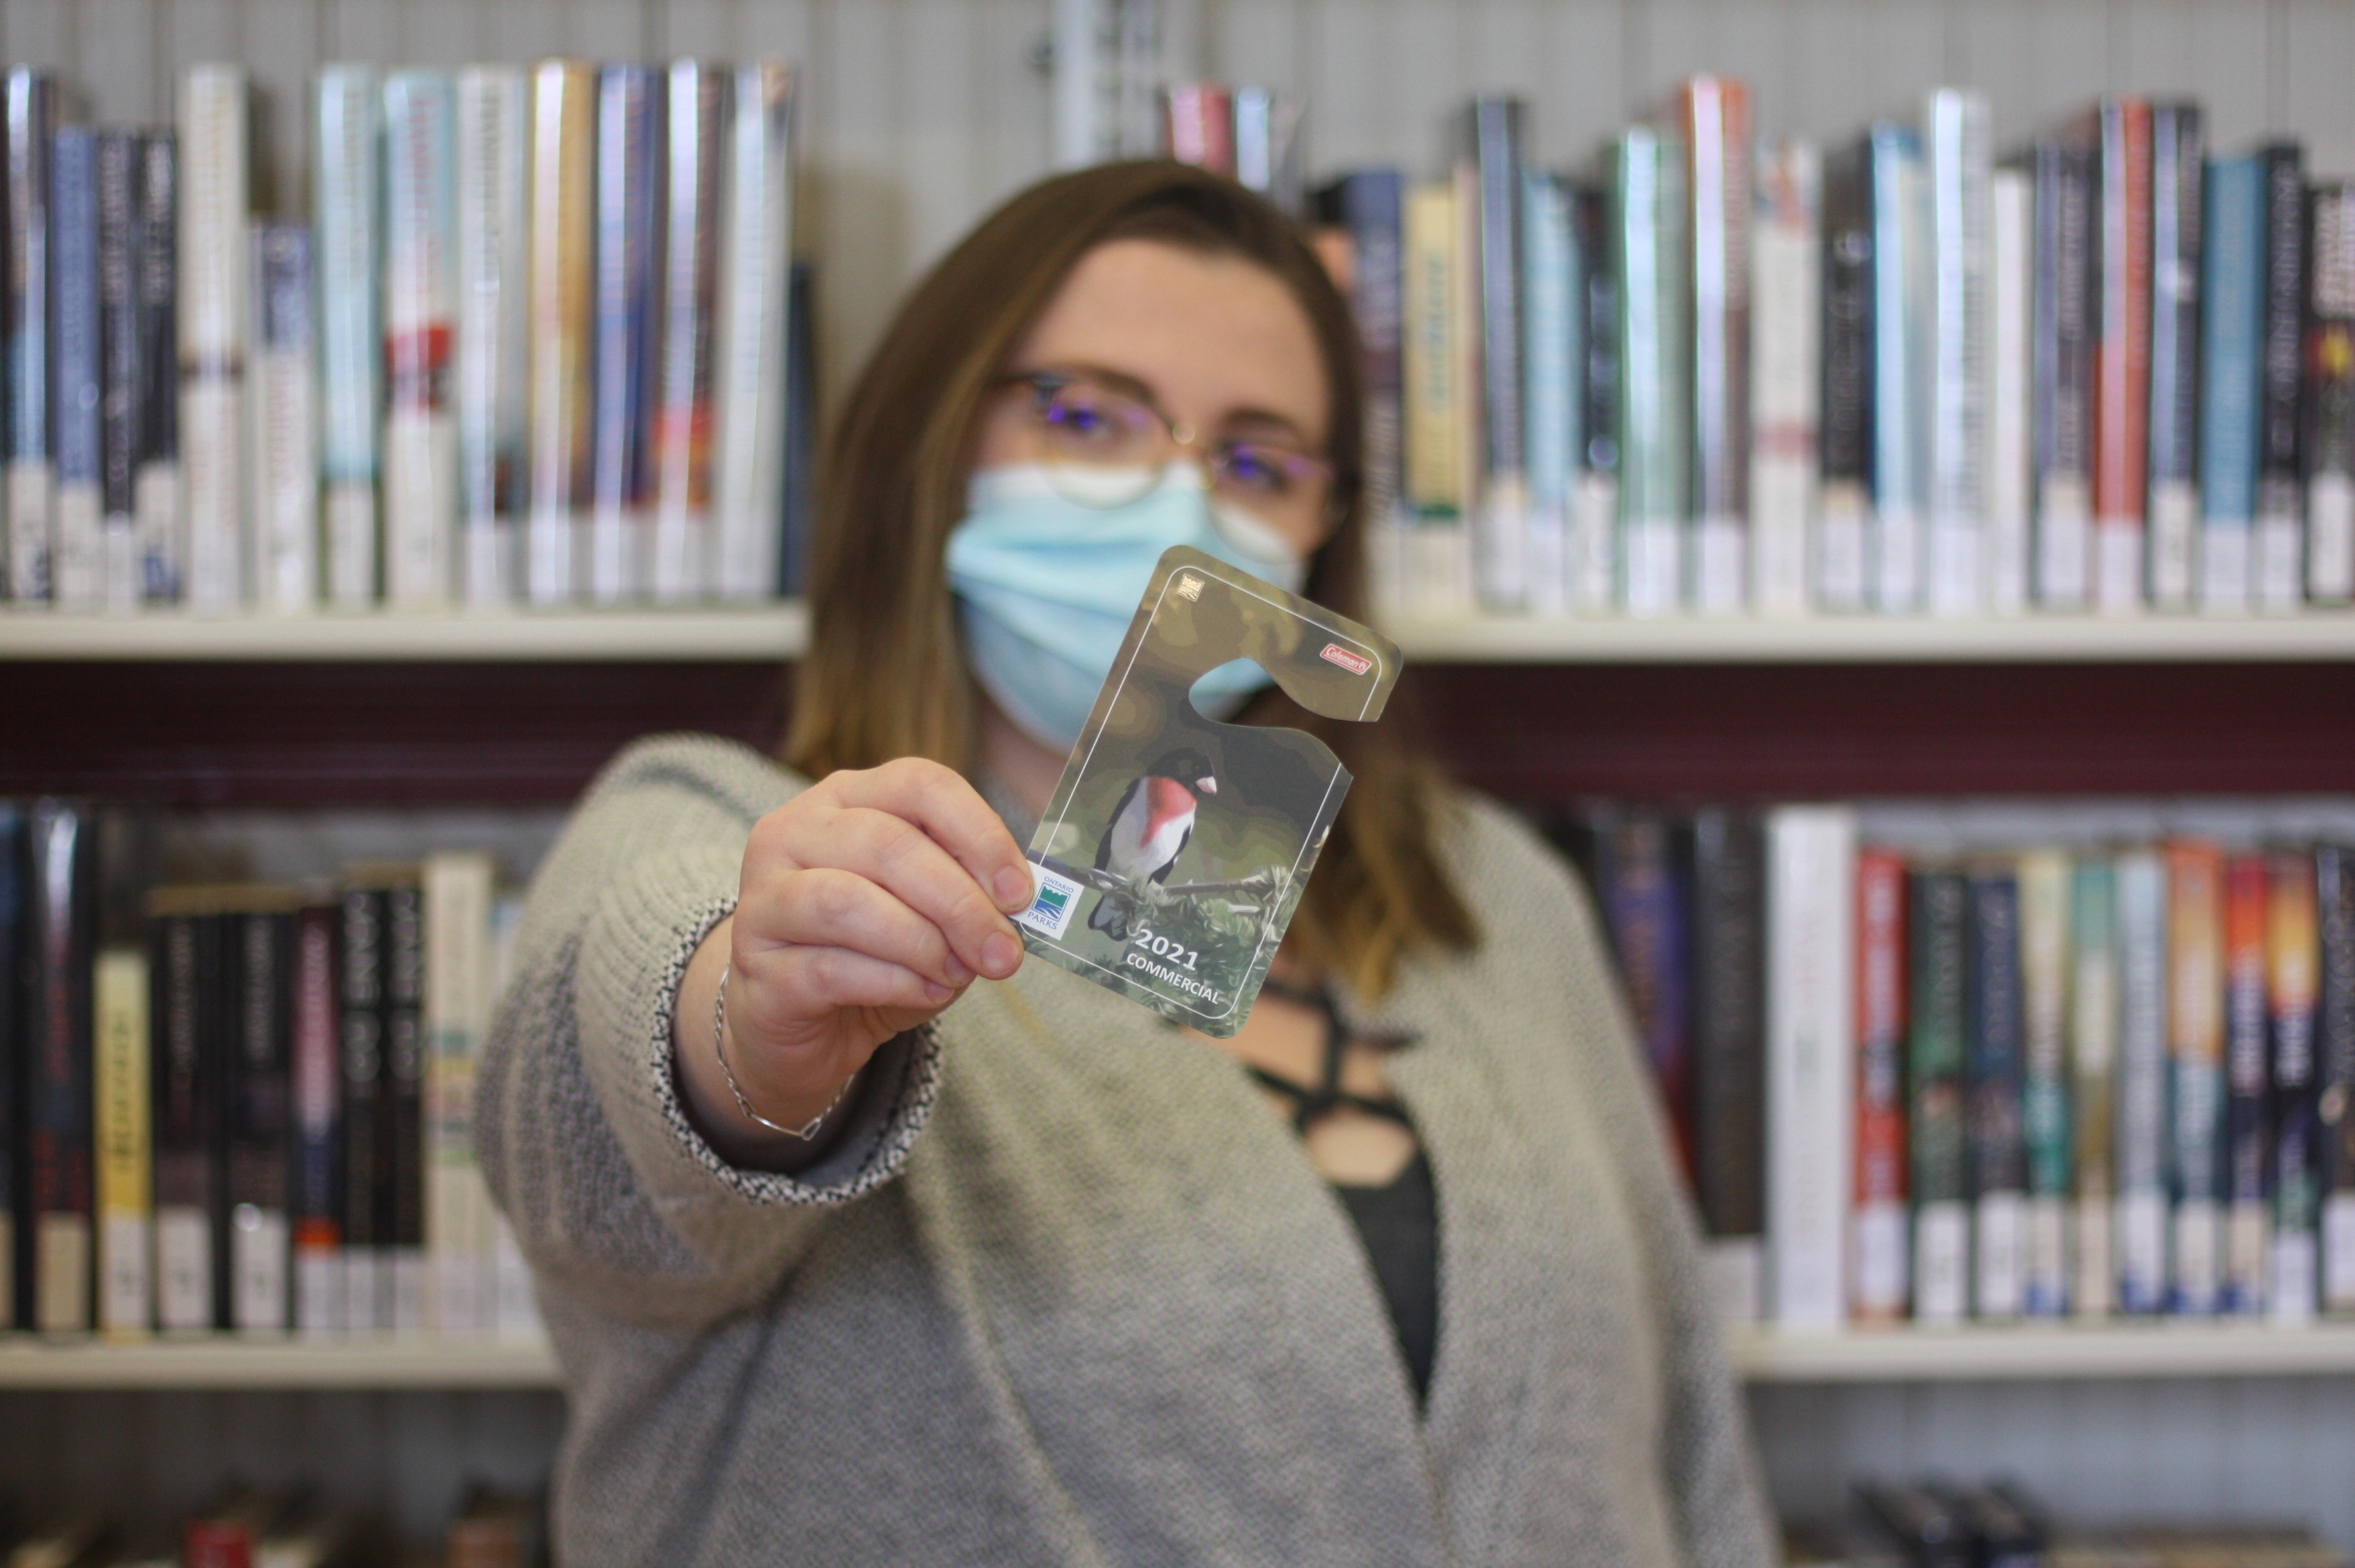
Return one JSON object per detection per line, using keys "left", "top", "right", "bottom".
{"left": 0, "top": 606, "right": 808, "bottom": 660}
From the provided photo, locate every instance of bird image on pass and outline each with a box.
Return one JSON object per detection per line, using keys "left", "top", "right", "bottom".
{"left": 1087, "top": 747, "right": 1219, "bottom": 940}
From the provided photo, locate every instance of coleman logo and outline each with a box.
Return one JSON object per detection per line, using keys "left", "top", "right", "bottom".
{"left": 1319, "top": 644, "right": 1373, "bottom": 675}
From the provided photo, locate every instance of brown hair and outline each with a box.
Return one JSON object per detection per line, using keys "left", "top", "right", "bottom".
{"left": 786, "top": 159, "right": 1475, "bottom": 996}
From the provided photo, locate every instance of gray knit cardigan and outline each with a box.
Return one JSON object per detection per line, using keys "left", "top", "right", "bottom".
{"left": 476, "top": 733, "right": 1775, "bottom": 1567}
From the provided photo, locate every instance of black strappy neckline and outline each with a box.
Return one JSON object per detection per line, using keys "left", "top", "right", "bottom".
{"left": 1242, "top": 978, "right": 1417, "bottom": 1139}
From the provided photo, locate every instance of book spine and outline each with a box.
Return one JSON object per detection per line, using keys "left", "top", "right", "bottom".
{"left": 386, "top": 880, "right": 428, "bottom": 1333}
{"left": 1852, "top": 847, "right": 1910, "bottom": 1322}
{"left": 649, "top": 62, "right": 725, "bottom": 605}
{"left": 589, "top": 64, "right": 660, "bottom": 606}
{"left": 339, "top": 885, "right": 384, "bottom": 1333}
{"left": 0, "top": 805, "right": 21, "bottom": 1326}
{"left": 1321, "top": 168, "right": 1406, "bottom": 616}
{"left": 1519, "top": 168, "right": 1573, "bottom": 617}
{"left": 50, "top": 127, "right": 104, "bottom": 611}
{"left": 2116, "top": 848, "right": 2170, "bottom": 1314}
{"left": 316, "top": 66, "right": 382, "bottom": 610}
{"left": 1817, "top": 140, "right": 1873, "bottom": 612}
{"left": 133, "top": 132, "right": 178, "bottom": 604}
{"left": 1765, "top": 805, "right": 1855, "bottom": 1329}
{"left": 425, "top": 853, "right": 495, "bottom": 1338}
{"left": 178, "top": 66, "right": 249, "bottom": 613}
{"left": 1988, "top": 168, "right": 2034, "bottom": 615}
{"left": 1570, "top": 183, "right": 1618, "bottom": 614}
{"left": 779, "top": 259, "right": 814, "bottom": 597}
{"left": 1682, "top": 76, "right": 1752, "bottom": 615}
{"left": 2071, "top": 858, "right": 2120, "bottom": 1317}
{"left": 1684, "top": 809, "right": 1766, "bottom": 1325}
{"left": 94, "top": 947, "right": 150, "bottom": 1339}
{"left": 2017, "top": 850, "right": 2071, "bottom": 1317}
{"left": 1161, "top": 84, "right": 1233, "bottom": 175}
{"left": 1749, "top": 140, "right": 1818, "bottom": 619}
{"left": 2305, "top": 182, "right": 2355, "bottom": 604}
{"left": 1923, "top": 89, "right": 1991, "bottom": 618}
{"left": 149, "top": 905, "right": 215, "bottom": 1333}
{"left": 525, "top": 59, "right": 595, "bottom": 606}
{"left": 2199, "top": 155, "right": 2266, "bottom": 614}
{"left": 2267, "top": 850, "right": 2321, "bottom": 1324}
{"left": 2256, "top": 143, "right": 2308, "bottom": 610}
{"left": 228, "top": 905, "right": 292, "bottom": 1334}
{"left": 97, "top": 130, "right": 143, "bottom": 613}
{"left": 2090, "top": 98, "right": 2153, "bottom": 612}
{"left": 711, "top": 60, "right": 794, "bottom": 604}
{"left": 2223, "top": 853, "right": 2273, "bottom": 1315}
{"left": 2145, "top": 104, "right": 2203, "bottom": 609}
{"left": 26, "top": 800, "right": 96, "bottom": 1333}
{"left": 383, "top": 72, "right": 459, "bottom": 609}
{"left": 2317, "top": 844, "right": 2355, "bottom": 1315}
{"left": 248, "top": 223, "right": 317, "bottom": 612}
{"left": 2033, "top": 136, "right": 2095, "bottom": 608}
{"left": 1402, "top": 178, "right": 1471, "bottom": 614}
{"left": 1618, "top": 128, "right": 1689, "bottom": 616}
{"left": 291, "top": 901, "right": 342, "bottom": 1338}
{"left": 2167, "top": 839, "right": 2225, "bottom": 1315}
{"left": 1594, "top": 811, "right": 1693, "bottom": 1181}
{"left": 5, "top": 70, "right": 56, "bottom": 603}
{"left": 1464, "top": 96, "right": 1527, "bottom": 613}
{"left": 1966, "top": 867, "right": 2027, "bottom": 1320}
{"left": 1868, "top": 123, "right": 1926, "bottom": 614}
{"left": 455, "top": 67, "right": 527, "bottom": 609}
{"left": 1909, "top": 866, "right": 1970, "bottom": 1324}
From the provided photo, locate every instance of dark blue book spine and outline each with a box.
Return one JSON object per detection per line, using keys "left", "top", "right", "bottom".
{"left": 134, "top": 131, "right": 177, "bottom": 602}
{"left": 2145, "top": 103, "right": 2202, "bottom": 607}
{"left": 2321, "top": 844, "right": 2355, "bottom": 1315}
{"left": 2255, "top": 142, "right": 2307, "bottom": 607}
{"left": 589, "top": 63, "right": 660, "bottom": 605}
{"left": 0, "top": 802, "right": 24, "bottom": 1329}
{"left": 5, "top": 69, "right": 56, "bottom": 602}
{"left": 1682, "top": 809, "right": 1766, "bottom": 1260}
{"left": 2032, "top": 136, "right": 2096, "bottom": 607}
{"left": 1314, "top": 169, "right": 1406, "bottom": 548}
{"left": 1594, "top": 811, "right": 1695, "bottom": 1182}
{"left": 779, "top": 259, "right": 814, "bottom": 597}
{"left": 96, "top": 128, "right": 140, "bottom": 599}
{"left": 48, "top": 127, "right": 100, "bottom": 606}
{"left": 1966, "top": 868, "right": 2026, "bottom": 1317}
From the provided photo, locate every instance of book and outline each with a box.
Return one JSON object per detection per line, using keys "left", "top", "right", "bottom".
{"left": 2222, "top": 853, "right": 2273, "bottom": 1315}
{"left": 2267, "top": 849, "right": 2321, "bottom": 1324}
{"left": 1615, "top": 127, "right": 1689, "bottom": 616}
{"left": 455, "top": 67, "right": 528, "bottom": 608}
{"left": 133, "top": 131, "right": 178, "bottom": 604}
{"left": 93, "top": 949, "right": 149, "bottom": 1339}
{"left": 25, "top": 799, "right": 98, "bottom": 1333}
{"left": 1232, "top": 87, "right": 1303, "bottom": 214}
{"left": 2318, "top": 843, "right": 2355, "bottom": 1315}
{"left": 425, "top": 852, "right": 495, "bottom": 1338}
{"left": 0, "top": 802, "right": 22, "bottom": 1325}
{"left": 1987, "top": 169, "right": 2033, "bottom": 615}
{"left": 315, "top": 66, "right": 382, "bottom": 610}
{"left": 1682, "top": 809, "right": 1765, "bottom": 1323}
{"left": 248, "top": 223, "right": 317, "bottom": 612}
{"left": 1519, "top": 168, "right": 1575, "bottom": 616}
{"left": 5, "top": 69, "right": 57, "bottom": 604}
{"left": 2256, "top": 143, "right": 2307, "bottom": 611}
{"left": 650, "top": 62, "right": 728, "bottom": 605}
{"left": 2115, "top": 847, "right": 2169, "bottom": 1315}
{"left": 2167, "top": 839, "right": 2225, "bottom": 1316}
{"left": 712, "top": 59, "right": 795, "bottom": 605}
{"left": 1460, "top": 96, "right": 1527, "bottom": 612}
{"left": 1909, "top": 865, "right": 1970, "bottom": 1324}
{"left": 1966, "top": 866, "right": 2026, "bottom": 1320}
{"left": 1866, "top": 122, "right": 1926, "bottom": 615}
{"left": 226, "top": 892, "right": 294, "bottom": 1335}
{"left": 2200, "top": 153, "right": 2267, "bottom": 614}
{"left": 383, "top": 71, "right": 460, "bottom": 609}
{"left": 290, "top": 899, "right": 342, "bottom": 1338}
{"left": 1316, "top": 168, "right": 1407, "bottom": 618}
{"left": 589, "top": 63, "right": 660, "bottom": 606}
{"left": 2017, "top": 850, "right": 2071, "bottom": 1317}
{"left": 1583, "top": 808, "right": 1694, "bottom": 1178}
{"left": 1852, "top": 846, "right": 1910, "bottom": 1322}
{"left": 1402, "top": 177, "right": 1472, "bottom": 614}
{"left": 1817, "top": 139, "right": 1872, "bottom": 612}
{"left": 1749, "top": 140, "right": 1818, "bottom": 619}
{"left": 779, "top": 260, "right": 814, "bottom": 598}
{"left": 1922, "top": 89, "right": 1990, "bottom": 618}
{"left": 96, "top": 129, "right": 143, "bottom": 613}
{"left": 525, "top": 59, "right": 596, "bottom": 606}
{"left": 2145, "top": 104, "right": 2203, "bottom": 610}
{"left": 2072, "top": 847, "right": 2128, "bottom": 1309}
{"left": 50, "top": 127, "right": 104, "bottom": 612}
{"left": 1764, "top": 805, "right": 1855, "bottom": 1329}
{"left": 147, "top": 889, "right": 218, "bottom": 1334}
{"left": 384, "top": 873, "right": 428, "bottom": 1333}
{"left": 1678, "top": 76, "right": 1751, "bottom": 614}
{"left": 2305, "top": 182, "right": 2355, "bottom": 605}
{"left": 2078, "top": 97, "right": 2154, "bottom": 612}
{"left": 178, "top": 65, "right": 249, "bottom": 613}
{"left": 2026, "top": 133, "right": 2095, "bottom": 609}
{"left": 338, "top": 883, "right": 385, "bottom": 1334}
{"left": 1161, "top": 84, "right": 1233, "bottom": 175}
{"left": 1571, "top": 183, "right": 1618, "bottom": 615}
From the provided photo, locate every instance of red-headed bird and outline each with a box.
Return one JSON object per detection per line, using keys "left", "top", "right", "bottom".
{"left": 1087, "top": 747, "right": 1218, "bottom": 938}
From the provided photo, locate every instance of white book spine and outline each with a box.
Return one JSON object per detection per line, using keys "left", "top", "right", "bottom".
{"left": 456, "top": 68, "right": 527, "bottom": 608}
{"left": 383, "top": 72, "right": 459, "bottom": 609}
{"left": 1924, "top": 91, "right": 1990, "bottom": 619}
{"left": 1765, "top": 805, "right": 1857, "bottom": 1329}
{"left": 153, "top": 1207, "right": 210, "bottom": 1332}
{"left": 1749, "top": 142, "right": 1819, "bottom": 619}
{"left": 2257, "top": 475, "right": 2303, "bottom": 612}
{"left": 232, "top": 1205, "right": 290, "bottom": 1335}
{"left": 1987, "top": 169, "right": 2033, "bottom": 616}
{"left": 178, "top": 66, "right": 249, "bottom": 613}
{"left": 425, "top": 851, "right": 497, "bottom": 1338}
{"left": 525, "top": 61, "right": 594, "bottom": 606}
{"left": 2116, "top": 850, "right": 2170, "bottom": 1313}
{"left": 316, "top": 66, "right": 383, "bottom": 610}
{"left": 1972, "top": 1189, "right": 2025, "bottom": 1319}
{"left": 1569, "top": 472, "right": 1618, "bottom": 614}
{"left": 651, "top": 63, "right": 728, "bottom": 605}
{"left": 249, "top": 223, "right": 318, "bottom": 612}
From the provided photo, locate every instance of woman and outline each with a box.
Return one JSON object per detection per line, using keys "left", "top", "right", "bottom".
{"left": 479, "top": 160, "right": 1772, "bottom": 1566}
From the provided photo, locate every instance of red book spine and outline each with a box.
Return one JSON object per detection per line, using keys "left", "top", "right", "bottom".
{"left": 184, "top": 1521, "right": 255, "bottom": 1568}
{"left": 1853, "top": 847, "right": 1910, "bottom": 1322}
{"left": 2093, "top": 97, "right": 2153, "bottom": 609}
{"left": 1162, "top": 85, "right": 1233, "bottom": 175}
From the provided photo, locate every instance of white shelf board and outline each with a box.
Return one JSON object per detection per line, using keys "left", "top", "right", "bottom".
{"left": 1730, "top": 1322, "right": 2355, "bottom": 1381}
{"left": 1385, "top": 612, "right": 2355, "bottom": 663}
{"left": 0, "top": 605, "right": 809, "bottom": 661}
{"left": 0, "top": 1337, "right": 561, "bottom": 1389}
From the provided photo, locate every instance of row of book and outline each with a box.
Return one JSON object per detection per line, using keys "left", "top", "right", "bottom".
{"left": 0, "top": 59, "right": 811, "bottom": 617}
{"left": 1787, "top": 1482, "right": 2350, "bottom": 1568}
{"left": 5, "top": 1486, "right": 541, "bottom": 1568}
{"left": 1295, "top": 84, "right": 2355, "bottom": 622}
{"left": 1544, "top": 803, "right": 2355, "bottom": 1329}
{"left": 0, "top": 800, "right": 538, "bottom": 1341}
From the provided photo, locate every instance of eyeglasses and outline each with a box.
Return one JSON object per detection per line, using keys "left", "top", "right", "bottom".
{"left": 998, "top": 368, "right": 1338, "bottom": 540}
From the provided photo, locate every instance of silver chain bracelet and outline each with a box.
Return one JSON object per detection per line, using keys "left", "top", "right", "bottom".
{"left": 713, "top": 962, "right": 853, "bottom": 1140}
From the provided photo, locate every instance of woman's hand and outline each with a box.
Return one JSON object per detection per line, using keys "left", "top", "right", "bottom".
{"left": 674, "top": 759, "right": 1034, "bottom": 1165}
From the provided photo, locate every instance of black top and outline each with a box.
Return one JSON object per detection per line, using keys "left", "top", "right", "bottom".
{"left": 1245, "top": 982, "right": 1439, "bottom": 1411}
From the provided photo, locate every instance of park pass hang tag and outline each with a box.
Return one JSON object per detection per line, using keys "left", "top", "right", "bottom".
{"left": 1012, "top": 544, "right": 1402, "bottom": 1038}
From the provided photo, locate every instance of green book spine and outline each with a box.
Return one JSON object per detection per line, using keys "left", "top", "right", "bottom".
{"left": 1909, "top": 866, "right": 1969, "bottom": 1322}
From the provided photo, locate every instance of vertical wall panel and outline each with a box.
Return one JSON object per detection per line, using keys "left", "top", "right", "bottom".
{"left": 2180, "top": 0, "right": 2272, "bottom": 153}
{"left": 320, "top": 0, "right": 395, "bottom": 60}
{"left": 657, "top": 0, "right": 740, "bottom": 57}
{"left": 75, "top": 0, "right": 162, "bottom": 124}
{"left": 2280, "top": 0, "right": 2355, "bottom": 175}
{"left": 3, "top": 0, "right": 76, "bottom": 72}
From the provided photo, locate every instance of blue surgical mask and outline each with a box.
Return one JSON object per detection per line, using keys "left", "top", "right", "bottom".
{"left": 947, "top": 464, "right": 1311, "bottom": 752}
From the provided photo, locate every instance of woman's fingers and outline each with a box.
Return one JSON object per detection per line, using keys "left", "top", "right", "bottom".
{"left": 755, "top": 866, "right": 973, "bottom": 991}
{"left": 821, "top": 758, "right": 1036, "bottom": 916}
{"left": 753, "top": 801, "right": 1023, "bottom": 981}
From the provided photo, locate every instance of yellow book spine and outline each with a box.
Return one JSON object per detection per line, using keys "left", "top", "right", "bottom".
{"left": 1401, "top": 180, "right": 1462, "bottom": 518}
{"left": 95, "top": 947, "right": 153, "bottom": 1341}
